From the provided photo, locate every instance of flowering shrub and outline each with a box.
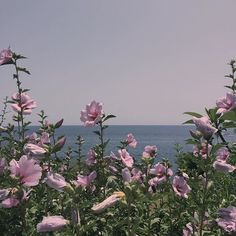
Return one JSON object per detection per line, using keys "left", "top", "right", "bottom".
{"left": 0, "top": 48, "right": 236, "bottom": 235}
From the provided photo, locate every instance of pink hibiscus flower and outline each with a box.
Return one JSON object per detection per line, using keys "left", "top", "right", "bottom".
{"left": 0, "top": 47, "right": 13, "bottom": 65}
{"left": 80, "top": 100, "right": 104, "bottom": 127}
{"left": 118, "top": 149, "right": 134, "bottom": 168}
{"left": 37, "top": 216, "right": 69, "bottom": 233}
{"left": 216, "top": 92, "right": 236, "bottom": 114}
{"left": 9, "top": 155, "right": 42, "bottom": 186}
{"left": 11, "top": 92, "right": 37, "bottom": 115}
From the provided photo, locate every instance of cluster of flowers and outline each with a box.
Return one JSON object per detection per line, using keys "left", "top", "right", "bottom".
{"left": 0, "top": 48, "right": 236, "bottom": 235}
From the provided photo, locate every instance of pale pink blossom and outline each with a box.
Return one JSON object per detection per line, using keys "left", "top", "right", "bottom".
{"left": 91, "top": 192, "right": 125, "bottom": 213}
{"left": 45, "top": 172, "right": 68, "bottom": 192}
{"left": 126, "top": 133, "right": 137, "bottom": 148}
{"left": 216, "top": 92, "right": 236, "bottom": 114}
{"left": 24, "top": 143, "right": 46, "bottom": 157}
{"left": 0, "top": 189, "right": 30, "bottom": 208}
{"left": 217, "top": 206, "right": 236, "bottom": 233}
{"left": 108, "top": 165, "right": 118, "bottom": 174}
{"left": 213, "top": 160, "right": 236, "bottom": 172}
{"left": 216, "top": 147, "right": 230, "bottom": 162}
{"left": 142, "top": 145, "right": 157, "bottom": 158}
{"left": 9, "top": 155, "right": 42, "bottom": 186}
{"left": 73, "top": 171, "right": 97, "bottom": 189}
{"left": 39, "top": 132, "right": 50, "bottom": 145}
{"left": 1, "top": 196, "right": 19, "bottom": 208}
{"left": 193, "top": 142, "right": 212, "bottom": 159}
{"left": 150, "top": 163, "right": 173, "bottom": 178}
{"left": 80, "top": 100, "right": 104, "bottom": 127}
{"left": 37, "top": 216, "right": 69, "bottom": 233}
{"left": 172, "top": 176, "right": 191, "bottom": 199}
{"left": 0, "top": 47, "right": 13, "bottom": 65}
{"left": 25, "top": 132, "right": 38, "bottom": 143}
{"left": 121, "top": 167, "right": 142, "bottom": 183}
{"left": 11, "top": 92, "right": 37, "bottom": 115}
{"left": 122, "top": 168, "right": 132, "bottom": 183}
{"left": 193, "top": 116, "right": 217, "bottom": 139}
{"left": 131, "top": 168, "right": 143, "bottom": 182}
{"left": 118, "top": 149, "right": 134, "bottom": 168}
{"left": 149, "top": 163, "right": 173, "bottom": 189}
{"left": 85, "top": 149, "right": 97, "bottom": 166}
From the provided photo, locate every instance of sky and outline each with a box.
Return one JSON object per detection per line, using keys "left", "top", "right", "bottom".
{"left": 1, "top": 0, "right": 236, "bottom": 125}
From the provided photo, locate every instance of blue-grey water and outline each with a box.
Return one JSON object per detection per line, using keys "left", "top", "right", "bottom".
{"left": 29, "top": 125, "right": 193, "bottom": 166}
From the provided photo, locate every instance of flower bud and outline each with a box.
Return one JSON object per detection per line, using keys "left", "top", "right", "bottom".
{"left": 91, "top": 192, "right": 125, "bottom": 214}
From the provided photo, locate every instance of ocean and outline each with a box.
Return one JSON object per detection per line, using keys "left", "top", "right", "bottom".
{"left": 51, "top": 125, "right": 193, "bottom": 167}
{"left": 28, "top": 125, "right": 236, "bottom": 169}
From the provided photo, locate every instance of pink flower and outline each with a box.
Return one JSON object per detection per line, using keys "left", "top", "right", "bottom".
{"left": 142, "top": 145, "right": 157, "bottom": 158}
{"left": 11, "top": 92, "right": 37, "bottom": 115}
{"left": 126, "top": 133, "right": 137, "bottom": 148}
{"left": 172, "top": 176, "right": 191, "bottom": 199}
{"left": 216, "top": 147, "right": 230, "bottom": 162}
{"left": 150, "top": 163, "right": 173, "bottom": 178}
{"left": 0, "top": 47, "right": 13, "bottom": 65}
{"left": 122, "top": 168, "right": 143, "bottom": 183}
{"left": 73, "top": 171, "right": 97, "bottom": 189}
{"left": 39, "top": 132, "right": 50, "bottom": 145}
{"left": 91, "top": 192, "right": 125, "bottom": 213}
{"left": 45, "top": 172, "right": 68, "bottom": 192}
{"left": 85, "top": 149, "right": 97, "bottom": 166}
{"left": 131, "top": 168, "right": 143, "bottom": 182}
{"left": 213, "top": 160, "right": 236, "bottom": 172}
{"left": 1, "top": 196, "right": 19, "bottom": 208}
{"left": 193, "top": 142, "right": 212, "bottom": 159}
{"left": 193, "top": 116, "right": 217, "bottom": 139}
{"left": 217, "top": 206, "right": 236, "bottom": 233}
{"left": 149, "top": 163, "right": 173, "bottom": 189}
{"left": 24, "top": 143, "right": 46, "bottom": 157}
{"left": 118, "top": 149, "right": 134, "bottom": 168}
{"left": 216, "top": 92, "right": 236, "bottom": 114}
{"left": 80, "top": 100, "right": 104, "bottom": 127}
{"left": 37, "top": 216, "right": 69, "bottom": 233}
{"left": 9, "top": 155, "right": 42, "bottom": 186}
{"left": 0, "top": 189, "right": 31, "bottom": 208}
{"left": 122, "top": 168, "right": 132, "bottom": 183}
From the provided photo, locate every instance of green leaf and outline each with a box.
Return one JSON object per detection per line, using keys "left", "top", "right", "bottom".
{"left": 103, "top": 114, "right": 116, "bottom": 122}
{"left": 103, "top": 139, "right": 110, "bottom": 148}
{"left": 222, "top": 121, "right": 236, "bottom": 128}
{"left": 185, "top": 139, "right": 199, "bottom": 145}
{"left": 17, "top": 67, "right": 31, "bottom": 75}
{"left": 183, "top": 112, "right": 202, "bottom": 118}
{"left": 205, "top": 107, "right": 218, "bottom": 122}
{"left": 93, "top": 131, "right": 100, "bottom": 136}
{"left": 220, "top": 110, "right": 236, "bottom": 122}
{"left": 183, "top": 119, "right": 194, "bottom": 124}
{"left": 15, "top": 54, "right": 27, "bottom": 60}
{"left": 225, "top": 85, "right": 232, "bottom": 89}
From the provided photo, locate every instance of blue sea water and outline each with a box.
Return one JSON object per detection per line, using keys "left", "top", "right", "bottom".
{"left": 28, "top": 125, "right": 236, "bottom": 169}
{"left": 51, "top": 125, "right": 193, "bottom": 167}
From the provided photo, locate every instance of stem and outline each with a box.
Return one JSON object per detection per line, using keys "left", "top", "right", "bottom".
{"left": 13, "top": 59, "right": 25, "bottom": 140}
{"left": 99, "top": 121, "right": 106, "bottom": 199}
{"left": 146, "top": 202, "right": 151, "bottom": 236}
{"left": 127, "top": 199, "right": 131, "bottom": 236}
{"left": 52, "top": 132, "right": 58, "bottom": 159}
{"left": 199, "top": 142, "right": 209, "bottom": 236}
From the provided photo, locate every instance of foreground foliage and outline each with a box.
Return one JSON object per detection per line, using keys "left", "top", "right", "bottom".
{"left": 0, "top": 48, "right": 236, "bottom": 235}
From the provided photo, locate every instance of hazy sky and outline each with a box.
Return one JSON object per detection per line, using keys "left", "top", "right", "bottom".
{"left": 1, "top": 1, "right": 236, "bottom": 125}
